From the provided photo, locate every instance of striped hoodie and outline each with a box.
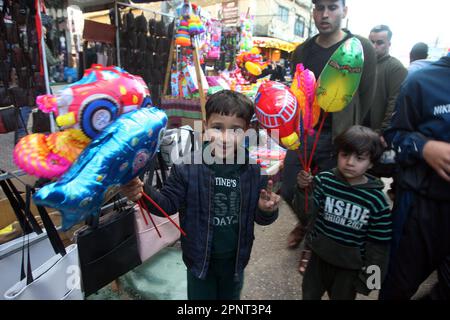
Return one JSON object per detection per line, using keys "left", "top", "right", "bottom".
{"left": 294, "top": 168, "right": 392, "bottom": 270}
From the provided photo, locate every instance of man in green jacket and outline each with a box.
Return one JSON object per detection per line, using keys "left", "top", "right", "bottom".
{"left": 366, "top": 25, "right": 407, "bottom": 135}
{"left": 283, "top": 0, "right": 377, "bottom": 257}
{"left": 365, "top": 25, "right": 407, "bottom": 180}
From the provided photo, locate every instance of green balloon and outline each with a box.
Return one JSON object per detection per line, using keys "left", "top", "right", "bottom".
{"left": 316, "top": 37, "right": 364, "bottom": 112}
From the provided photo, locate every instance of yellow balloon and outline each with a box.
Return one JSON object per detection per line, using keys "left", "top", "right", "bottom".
{"left": 250, "top": 47, "right": 260, "bottom": 55}
{"left": 245, "top": 61, "right": 262, "bottom": 76}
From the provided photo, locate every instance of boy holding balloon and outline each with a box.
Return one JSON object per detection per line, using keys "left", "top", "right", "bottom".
{"left": 121, "top": 90, "right": 279, "bottom": 300}
{"left": 293, "top": 125, "right": 392, "bottom": 300}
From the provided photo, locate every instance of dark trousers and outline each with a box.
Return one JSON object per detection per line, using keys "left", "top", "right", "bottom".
{"left": 187, "top": 257, "right": 243, "bottom": 300}
{"left": 380, "top": 192, "right": 450, "bottom": 300}
{"left": 302, "top": 252, "right": 358, "bottom": 300}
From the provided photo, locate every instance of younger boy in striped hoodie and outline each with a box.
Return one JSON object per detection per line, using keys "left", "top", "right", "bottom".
{"left": 293, "top": 125, "right": 392, "bottom": 300}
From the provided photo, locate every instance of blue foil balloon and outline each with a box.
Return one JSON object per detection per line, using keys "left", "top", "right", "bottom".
{"left": 33, "top": 107, "right": 168, "bottom": 230}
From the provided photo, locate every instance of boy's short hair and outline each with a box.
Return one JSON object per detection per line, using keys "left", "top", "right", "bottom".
{"left": 334, "top": 125, "right": 384, "bottom": 163}
{"left": 205, "top": 90, "right": 254, "bottom": 125}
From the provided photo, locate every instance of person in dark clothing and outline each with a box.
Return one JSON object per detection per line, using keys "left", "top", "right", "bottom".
{"left": 380, "top": 53, "right": 450, "bottom": 300}
{"left": 408, "top": 42, "right": 434, "bottom": 75}
{"left": 410, "top": 42, "right": 429, "bottom": 63}
{"left": 121, "top": 90, "right": 279, "bottom": 300}
{"left": 282, "top": 0, "right": 377, "bottom": 268}
{"left": 294, "top": 125, "right": 391, "bottom": 300}
{"left": 270, "top": 61, "right": 286, "bottom": 82}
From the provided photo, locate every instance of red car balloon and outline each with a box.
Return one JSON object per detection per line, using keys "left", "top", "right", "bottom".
{"left": 254, "top": 81, "right": 301, "bottom": 150}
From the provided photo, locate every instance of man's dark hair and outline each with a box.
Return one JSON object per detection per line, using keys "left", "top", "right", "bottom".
{"left": 313, "top": 0, "right": 346, "bottom": 5}
{"left": 410, "top": 42, "right": 429, "bottom": 62}
{"left": 334, "top": 125, "right": 384, "bottom": 163}
{"left": 371, "top": 25, "right": 392, "bottom": 41}
{"left": 205, "top": 90, "right": 254, "bottom": 125}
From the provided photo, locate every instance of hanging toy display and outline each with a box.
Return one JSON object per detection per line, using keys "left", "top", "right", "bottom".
{"left": 205, "top": 19, "right": 221, "bottom": 60}
{"left": 254, "top": 81, "right": 301, "bottom": 151}
{"left": 175, "top": 16, "right": 191, "bottom": 47}
{"left": 239, "top": 16, "right": 254, "bottom": 52}
{"left": 33, "top": 107, "right": 168, "bottom": 231}
{"left": 175, "top": 2, "right": 205, "bottom": 47}
{"left": 188, "top": 14, "right": 205, "bottom": 35}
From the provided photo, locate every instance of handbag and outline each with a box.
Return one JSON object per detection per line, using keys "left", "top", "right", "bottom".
{"left": 31, "top": 109, "right": 51, "bottom": 133}
{"left": 134, "top": 203, "right": 180, "bottom": 263}
{"left": 4, "top": 244, "right": 82, "bottom": 300}
{"left": 76, "top": 206, "right": 141, "bottom": 297}
{"left": 2, "top": 184, "right": 83, "bottom": 300}
{"left": 0, "top": 105, "right": 19, "bottom": 133}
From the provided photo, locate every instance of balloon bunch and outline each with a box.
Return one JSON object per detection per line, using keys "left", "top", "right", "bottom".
{"left": 33, "top": 107, "right": 168, "bottom": 230}
{"left": 307, "top": 37, "right": 364, "bottom": 170}
{"left": 14, "top": 65, "right": 152, "bottom": 180}
{"left": 255, "top": 37, "right": 364, "bottom": 213}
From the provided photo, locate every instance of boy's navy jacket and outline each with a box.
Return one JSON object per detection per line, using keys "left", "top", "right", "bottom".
{"left": 385, "top": 56, "right": 450, "bottom": 200}
{"left": 142, "top": 150, "right": 278, "bottom": 281}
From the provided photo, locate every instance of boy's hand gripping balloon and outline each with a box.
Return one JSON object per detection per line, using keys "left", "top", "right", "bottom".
{"left": 254, "top": 81, "right": 301, "bottom": 150}
{"left": 33, "top": 108, "right": 168, "bottom": 230}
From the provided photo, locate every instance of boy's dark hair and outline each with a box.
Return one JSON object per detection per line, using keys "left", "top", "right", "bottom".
{"left": 334, "top": 125, "right": 384, "bottom": 163}
{"left": 371, "top": 25, "right": 392, "bottom": 41}
{"left": 205, "top": 90, "right": 254, "bottom": 125}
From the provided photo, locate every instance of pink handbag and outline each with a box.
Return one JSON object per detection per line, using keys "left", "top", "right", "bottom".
{"left": 133, "top": 204, "right": 181, "bottom": 263}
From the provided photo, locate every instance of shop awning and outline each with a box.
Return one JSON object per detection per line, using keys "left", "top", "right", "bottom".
{"left": 252, "top": 37, "right": 301, "bottom": 53}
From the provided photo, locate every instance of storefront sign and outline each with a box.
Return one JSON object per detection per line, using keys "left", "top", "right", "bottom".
{"left": 222, "top": 0, "right": 239, "bottom": 27}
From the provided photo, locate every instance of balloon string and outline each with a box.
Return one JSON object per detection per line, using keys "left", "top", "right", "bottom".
{"left": 304, "top": 111, "right": 329, "bottom": 215}
{"left": 304, "top": 119, "right": 309, "bottom": 215}
{"left": 136, "top": 200, "right": 149, "bottom": 226}
{"left": 296, "top": 149, "right": 306, "bottom": 170}
{"left": 307, "top": 112, "right": 329, "bottom": 170}
{"left": 141, "top": 192, "right": 187, "bottom": 237}
{"left": 138, "top": 198, "right": 162, "bottom": 238}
